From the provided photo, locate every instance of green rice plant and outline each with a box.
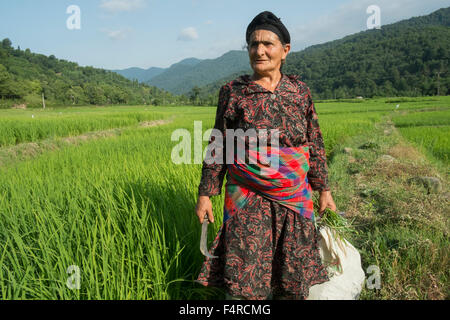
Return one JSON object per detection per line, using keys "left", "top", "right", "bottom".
{"left": 315, "top": 208, "right": 358, "bottom": 242}
{"left": 0, "top": 107, "right": 173, "bottom": 147}
{"left": 392, "top": 110, "right": 450, "bottom": 127}
{"left": 0, "top": 96, "right": 448, "bottom": 300}
{"left": 397, "top": 126, "right": 449, "bottom": 165}
{"left": 390, "top": 105, "right": 449, "bottom": 166}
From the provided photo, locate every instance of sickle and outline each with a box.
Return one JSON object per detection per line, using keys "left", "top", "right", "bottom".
{"left": 200, "top": 213, "right": 218, "bottom": 259}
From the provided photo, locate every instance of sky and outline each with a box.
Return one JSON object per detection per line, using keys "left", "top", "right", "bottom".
{"left": 0, "top": 0, "right": 448, "bottom": 70}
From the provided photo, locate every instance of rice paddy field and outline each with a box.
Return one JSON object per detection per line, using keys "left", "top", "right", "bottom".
{"left": 391, "top": 109, "right": 450, "bottom": 166}
{"left": 0, "top": 96, "right": 448, "bottom": 300}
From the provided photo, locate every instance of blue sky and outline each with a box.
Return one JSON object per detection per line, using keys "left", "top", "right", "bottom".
{"left": 0, "top": 0, "right": 448, "bottom": 70}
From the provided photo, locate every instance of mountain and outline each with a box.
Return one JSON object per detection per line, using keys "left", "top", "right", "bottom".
{"left": 282, "top": 6, "right": 449, "bottom": 98}
{"left": 195, "top": 6, "right": 450, "bottom": 100}
{"left": 0, "top": 38, "right": 184, "bottom": 108}
{"left": 112, "top": 57, "right": 202, "bottom": 84}
{"left": 112, "top": 66, "right": 165, "bottom": 83}
{"left": 112, "top": 7, "right": 449, "bottom": 100}
{"left": 146, "top": 50, "right": 250, "bottom": 94}
{"left": 171, "top": 57, "right": 203, "bottom": 68}
{"left": 1, "top": 7, "right": 448, "bottom": 108}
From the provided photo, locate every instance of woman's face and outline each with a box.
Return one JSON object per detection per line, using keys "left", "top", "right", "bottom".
{"left": 248, "top": 29, "right": 290, "bottom": 75}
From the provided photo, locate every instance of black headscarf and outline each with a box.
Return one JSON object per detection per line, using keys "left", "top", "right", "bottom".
{"left": 246, "top": 11, "right": 291, "bottom": 45}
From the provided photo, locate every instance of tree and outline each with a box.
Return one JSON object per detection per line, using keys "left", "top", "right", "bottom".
{"left": 0, "top": 64, "right": 12, "bottom": 98}
{"left": 84, "top": 83, "right": 106, "bottom": 105}
{"left": 190, "top": 86, "right": 201, "bottom": 105}
{"left": 0, "top": 64, "right": 10, "bottom": 83}
{"left": 382, "top": 80, "right": 395, "bottom": 97}
{"left": 2, "top": 38, "right": 12, "bottom": 49}
{"left": 28, "top": 80, "right": 42, "bottom": 95}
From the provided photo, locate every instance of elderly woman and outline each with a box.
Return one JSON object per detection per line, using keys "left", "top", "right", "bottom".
{"left": 195, "top": 11, "right": 336, "bottom": 300}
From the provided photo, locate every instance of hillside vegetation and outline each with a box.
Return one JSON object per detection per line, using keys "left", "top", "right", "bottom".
{"left": 0, "top": 39, "right": 185, "bottom": 109}
{"left": 190, "top": 7, "right": 450, "bottom": 103}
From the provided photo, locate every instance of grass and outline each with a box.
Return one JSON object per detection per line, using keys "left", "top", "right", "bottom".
{"left": 390, "top": 108, "right": 450, "bottom": 166}
{"left": 396, "top": 126, "right": 449, "bottom": 166}
{"left": 0, "top": 106, "right": 176, "bottom": 147}
{"left": 0, "top": 96, "right": 448, "bottom": 299}
{"left": 391, "top": 110, "right": 450, "bottom": 127}
{"left": 326, "top": 113, "right": 449, "bottom": 299}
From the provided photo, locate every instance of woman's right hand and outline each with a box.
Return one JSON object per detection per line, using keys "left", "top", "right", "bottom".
{"left": 195, "top": 195, "right": 214, "bottom": 224}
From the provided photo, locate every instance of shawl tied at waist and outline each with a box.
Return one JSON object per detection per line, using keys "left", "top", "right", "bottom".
{"left": 224, "top": 145, "right": 315, "bottom": 223}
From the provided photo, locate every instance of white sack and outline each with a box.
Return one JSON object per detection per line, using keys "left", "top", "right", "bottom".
{"left": 307, "top": 226, "right": 366, "bottom": 300}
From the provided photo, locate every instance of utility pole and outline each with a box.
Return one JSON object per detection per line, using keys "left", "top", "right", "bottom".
{"left": 436, "top": 71, "right": 441, "bottom": 96}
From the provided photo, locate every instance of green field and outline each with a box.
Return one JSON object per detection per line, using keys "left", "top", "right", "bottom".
{"left": 391, "top": 109, "right": 450, "bottom": 166}
{"left": 0, "top": 96, "right": 449, "bottom": 299}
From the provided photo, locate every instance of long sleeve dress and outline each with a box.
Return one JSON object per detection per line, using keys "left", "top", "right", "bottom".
{"left": 196, "top": 72, "right": 330, "bottom": 300}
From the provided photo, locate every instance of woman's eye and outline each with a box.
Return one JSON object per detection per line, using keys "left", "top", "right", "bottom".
{"left": 250, "top": 42, "right": 272, "bottom": 48}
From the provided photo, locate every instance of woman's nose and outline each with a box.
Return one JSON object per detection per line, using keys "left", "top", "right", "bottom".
{"left": 256, "top": 43, "right": 265, "bottom": 56}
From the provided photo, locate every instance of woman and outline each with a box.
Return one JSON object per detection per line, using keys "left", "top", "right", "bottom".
{"left": 195, "top": 11, "right": 336, "bottom": 300}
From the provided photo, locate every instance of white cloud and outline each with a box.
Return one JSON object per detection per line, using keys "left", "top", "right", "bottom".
{"left": 100, "top": 27, "right": 133, "bottom": 40}
{"left": 205, "top": 20, "right": 213, "bottom": 25}
{"left": 177, "top": 27, "right": 199, "bottom": 41}
{"left": 99, "top": 0, "right": 146, "bottom": 13}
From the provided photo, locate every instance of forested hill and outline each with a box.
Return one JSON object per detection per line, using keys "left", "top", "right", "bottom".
{"left": 282, "top": 7, "right": 450, "bottom": 99}
{"left": 0, "top": 40, "right": 183, "bottom": 108}
{"left": 146, "top": 50, "right": 250, "bottom": 95}
{"left": 111, "top": 66, "right": 166, "bottom": 84}
{"left": 192, "top": 7, "right": 450, "bottom": 102}
{"left": 1, "top": 7, "right": 448, "bottom": 109}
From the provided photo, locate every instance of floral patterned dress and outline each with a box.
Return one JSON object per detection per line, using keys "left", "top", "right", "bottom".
{"left": 196, "top": 72, "right": 331, "bottom": 300}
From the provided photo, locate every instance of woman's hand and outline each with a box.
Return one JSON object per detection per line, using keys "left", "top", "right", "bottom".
{"left": 318, "top": 190, "right": 337, "bottom": 217}
{"left": 195, "top": 195, "right": 214, "bottom": 224}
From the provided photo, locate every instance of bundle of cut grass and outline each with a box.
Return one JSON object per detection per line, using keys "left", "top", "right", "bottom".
{"left": 315, "top": 208, "right": 358, "bottom": 242}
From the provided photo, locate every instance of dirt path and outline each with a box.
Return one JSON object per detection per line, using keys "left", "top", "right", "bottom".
{"left": 326, "top": 112, "right": 448, "bottom": 299}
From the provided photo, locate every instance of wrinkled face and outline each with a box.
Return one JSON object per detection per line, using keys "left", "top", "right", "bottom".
{"left": 248, "top": 29, "right": 290, "bottom": 75}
